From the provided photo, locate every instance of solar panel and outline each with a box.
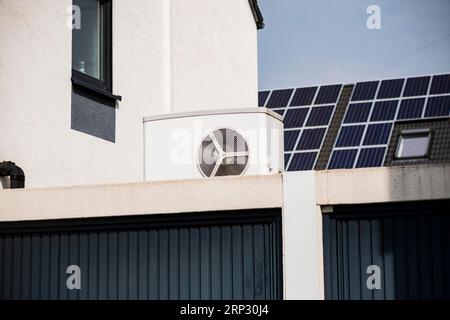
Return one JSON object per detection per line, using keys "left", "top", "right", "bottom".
{"left": 314, "top": 84, "right": 342, "bottom": 104}
{"left": 273, "top": 109, "right": 285, "bottom": 117}
{"left": 430, "top": 74, "right": 450, "bottom": 95}
{"left": 296, "top": 128, "right": 326, "bottom": 150}
{"left": 424, "top": 96, "right": 450, "bottom": 117}
{"left": 355, "top": 147, "right": 386, "bottom": 168}
{"left": 290, "top": 87, "right": 317, "bottom": 106}
{"left": 403, "top": 76, "right": 430, "bottom": 97}
{"left": 259, "top": 91, "right": 270, "bottom": 107}
{"left": 370, "top": 100, "right": 398, "bottom": 121}
{"left": 306, "top": 105, "right": 334, "bottom": 126}
{"left": 377, "top": 79, "right": 404, "bottom": 99}
{"left": 397, "top": 98, "right": 425, "bottom": 120}
{"left": 284, "top": 108, "right": 309, "bottom": 128}
{"left": 363, "top": 123, "right": 392, "bottom": 145}
{"left": 351, "top": 81, "right": 379, "bottom": 101}
{"left": 335, "top": 125, "right": 365, "bottom": 147}
{"left": 288, "top": 152, "right": 317, "bottom": 171}
{"left": 328, "top": 149, "right": 358, "bottom": 169}
{"left": 266, "top": 89, "right": 293, "bottom": 108}
{"left": 284, "top": 130, "right": 300, "bottom": 151}
{"left": 343, "top": 103, "right": 372, "bottom": 123}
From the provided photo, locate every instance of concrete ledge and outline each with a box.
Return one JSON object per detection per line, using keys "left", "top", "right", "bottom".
{"left": 316, "top": 164, "right": 450, "bottom": 205}
{"left": 0, "top": 175, "right": 282, "bottom": 222}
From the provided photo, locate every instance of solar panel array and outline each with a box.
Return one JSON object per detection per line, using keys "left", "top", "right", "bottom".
{"left": 328, "top": 74, "right": 450, "bottom": 169}
{"left": 259, "top": 73, "right": 450, "bottom": 171}
{"left": 259, "top": 84, "right": 342, "bottom": 171}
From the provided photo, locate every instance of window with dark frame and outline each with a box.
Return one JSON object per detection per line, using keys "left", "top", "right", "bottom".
{"left": 395, "top": 129, "right": 432, "bottom": 159}
{"left": 71, "top": 0, "right": 121, "bottom": 101}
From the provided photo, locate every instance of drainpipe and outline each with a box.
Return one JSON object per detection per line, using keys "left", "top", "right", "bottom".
{"left": 0, "top": 161, "right": 25, "bottom": 189}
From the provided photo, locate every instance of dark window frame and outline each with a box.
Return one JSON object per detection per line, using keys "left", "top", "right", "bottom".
{"left": 394, "top": 128, "right": 432, "bottom": 160}
{"left": 71, "top": 0, "right": 121, "bottom": 101}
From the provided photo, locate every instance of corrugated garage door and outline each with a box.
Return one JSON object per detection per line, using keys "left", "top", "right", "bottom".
{"left": 323, "top": 200, "right": 450, "bottom": 300}
{"left": 0, "top": 209, "right": 282, "bottom": 300}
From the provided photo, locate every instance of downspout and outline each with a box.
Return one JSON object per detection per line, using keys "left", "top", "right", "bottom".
{"left": 0, "top": 161, "right": 25, "bottom": 189}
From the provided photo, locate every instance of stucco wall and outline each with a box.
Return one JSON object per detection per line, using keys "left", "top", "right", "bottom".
{"left": 0, "top": 0, "right": 258, "bottom": 188}
{"left": 171, "top": 0, "right": 258, "bottom": 112}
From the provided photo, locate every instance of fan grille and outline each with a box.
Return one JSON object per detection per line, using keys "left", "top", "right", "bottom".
{"left": 198, "top": 129, "right": 249, "bottom": 177}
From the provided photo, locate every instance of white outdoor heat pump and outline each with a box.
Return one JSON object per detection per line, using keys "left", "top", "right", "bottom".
{"left": 143, "top": 108, "right": 284, "bottom": 181}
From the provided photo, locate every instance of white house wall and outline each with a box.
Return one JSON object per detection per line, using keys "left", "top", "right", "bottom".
{"left": 0, "top": 0, "right": 258, "bottom": 189}
{"left": 170, "top": 0, "right": 258, "bottom": 112}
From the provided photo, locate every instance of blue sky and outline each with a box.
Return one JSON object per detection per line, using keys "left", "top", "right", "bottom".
{"left": 257, "top": 0, "right": 450, "bottom": 90}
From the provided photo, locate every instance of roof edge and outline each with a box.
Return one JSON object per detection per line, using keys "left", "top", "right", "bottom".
{"left": 143, "top": 107, "right": 283, "bottom": 123}
{"left": 248, "top": 0, "right": 265, "bottom": 30}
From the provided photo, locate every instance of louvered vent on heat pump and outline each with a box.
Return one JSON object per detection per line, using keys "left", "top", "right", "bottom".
{"left": 198, "top": 128, "right": 250, "bottom": 177}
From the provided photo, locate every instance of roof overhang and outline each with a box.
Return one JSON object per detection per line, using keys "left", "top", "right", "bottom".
{"left": 248, "top": 0, "right": 265, "bottom": 30}
{"left": 0, "top": 175, "right": 282, "bottom": 222}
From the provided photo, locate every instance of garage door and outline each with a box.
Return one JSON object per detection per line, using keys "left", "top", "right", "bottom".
{"left": 0, "top": 209, "right": 283, "bottom": 300}
{"left": 323, "top": 200, "right": 450, "bottom": 300}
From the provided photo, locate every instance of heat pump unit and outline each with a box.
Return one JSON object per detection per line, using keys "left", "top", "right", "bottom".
{"left": 143, "top": 108, "right": 284, "bottom": 181}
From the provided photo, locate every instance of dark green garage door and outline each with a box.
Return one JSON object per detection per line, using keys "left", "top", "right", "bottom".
{"left": 0, "top": 209, "right": 282, "bottom": 300}
{"left": 323, "top": 200, "right": 450, "bottom": 300}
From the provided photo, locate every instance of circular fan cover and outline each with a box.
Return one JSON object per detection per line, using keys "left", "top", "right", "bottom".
{"left": 198, "top": 128, "right": 249, "bottom": 177}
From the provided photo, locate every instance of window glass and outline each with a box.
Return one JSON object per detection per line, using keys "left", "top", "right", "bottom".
{"left": 72, "top": 0, "right": 102, "bottom": 80}
{"left": 396, "top": 131, "right": 431, "bottom": 159}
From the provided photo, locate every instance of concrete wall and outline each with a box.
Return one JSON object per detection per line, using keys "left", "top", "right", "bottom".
{"left": 0, "top": 0, "right": 258, "bottom": 189}
{"left": 282, "top": 171, "right": 324, "bottom": 300}
{"left": 0, "top": 174, "right": 283, "bottom": 221}
{"left": 316, "top": 164, "right": 450, "bottom": 205}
